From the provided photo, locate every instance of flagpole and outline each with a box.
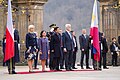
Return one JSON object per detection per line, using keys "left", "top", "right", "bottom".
{"left": 4, "top": 0, "right": 14, "bottom": 74}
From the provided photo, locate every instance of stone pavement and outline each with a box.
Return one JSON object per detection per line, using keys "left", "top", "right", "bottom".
{"left": 0, "top": 66, "right": 120, "bottom": 80}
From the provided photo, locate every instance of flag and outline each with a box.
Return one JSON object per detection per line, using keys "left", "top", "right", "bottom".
{"left": 4, "top": 0, "right": 14, "bottom": 62}
{"left": 90, "top": 0, "right": 100, "bottom": 61}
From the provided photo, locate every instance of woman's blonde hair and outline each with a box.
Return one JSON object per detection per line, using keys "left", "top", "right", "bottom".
{"left": 28, "top": 25, "right": 35, "bottom": 32}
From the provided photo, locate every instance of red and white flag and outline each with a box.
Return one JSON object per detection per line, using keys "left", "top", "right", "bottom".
{"left": 90, "top": 0, "right": 100, "bottom": 61}
{"left": 4, "top": 0, "right": 14, "bottom": 62}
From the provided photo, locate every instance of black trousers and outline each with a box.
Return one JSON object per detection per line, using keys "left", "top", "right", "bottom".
{"left": 112, "top": 52, "right": 118, "bottom": 66}
{"left": 34, "top": 52, "right": 38, "bottom": 68}
{"left": 60, "top": 47, "right": 64, "bottom": 68}
{"left": 101, "top": 53, "right": 107, "bottom": 68}
{"left": 64, "top": 50, "right": 73, "bottom": 70}
{"left": 72, "top": 48, "right": 77, "bottom": 68}
{"left": 49, "top": 52, "right": 55, "bottom": 70}
{"left": 80, "top": 50, "right": 89, "bottom": 68}
{"left": 54, "top": 57, "right": 60, "bottom": 70}
{"left": 7, "top": 57, "right": 15, "bottom": 72}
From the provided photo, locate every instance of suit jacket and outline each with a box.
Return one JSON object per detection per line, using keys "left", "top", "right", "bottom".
{"left": 118, "top": 36, "right": 120, "bottom": 45}
{"left": 101, "top": 37, "right": 108, "bottom": 53}
{"left": 110, "top": 42, "right": 119, "bottom": 52}
{"left": 51, "top": 33, "right": 62, "bottom": 57}
{"left": 73, "top": 36, "right": 78, "bottom": 52}
{"left": 62, "top": 31, "right": 74, "bottom": 51}
{"left": 14, "top": 29, "right": 20, "bottom": 62}
{"left": 14, "top": 29, "right": 19, "bottom": 43}
{"left": 79, "top": 34, "right": 90, "bottom": 51}
{"left": 25, "top": 32, "right": 38, "bottom": 49}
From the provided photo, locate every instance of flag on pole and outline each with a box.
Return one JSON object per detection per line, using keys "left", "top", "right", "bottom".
{"left": 4, "top": 0, "right": 14, "bottom": 62}
{"left": 90, "top": 0, "right": 100, "bottom": 61}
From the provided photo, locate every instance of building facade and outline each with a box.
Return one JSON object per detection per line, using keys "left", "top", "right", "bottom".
{"left": 0, "top": 0, "right": 48, "bottom": 62}
{"left": 99, "top": 0, "right": 120, "bottom": 65}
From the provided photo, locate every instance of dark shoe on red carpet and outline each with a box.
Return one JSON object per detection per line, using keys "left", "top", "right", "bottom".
{"left": 60, "top": 67, "right": 65, "bottom": 69}
{"left": 66, "top": 69, "right": 70, "bottom": 71}
{"left": 69, "top": 68, "right": 74, "bottom": 71}
{"left": 94, "top": 68, "right": 102, "bottom": 71}
{"left": 86, "top": 67, "right": 92, "bottom": 69}
{"left": 103, "top": 67, "right": 109, "bottom": 69}
{"left": 72, "top": 67, "right": 77, "bottom": 69}
{"left": 56, "top": 69, "right": 62, "bottom": 71}
{"left": 42, "top": 70, "right": 48, "bottom": 72}
{"left": 33, "top": 68, "right": 39, "bottom": 69}
{"left": 29, "top": 70, "right": 34, "bottom": 73}
{"left": 81, "top": 67, "right": 84, "bottom": 69}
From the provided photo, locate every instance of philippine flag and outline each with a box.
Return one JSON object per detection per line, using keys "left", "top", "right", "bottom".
{"left": 4, "top": 0, "right": 14, "bottom": 62}
{"left": 90, "top": 0, "right": 100, "bottom": 61}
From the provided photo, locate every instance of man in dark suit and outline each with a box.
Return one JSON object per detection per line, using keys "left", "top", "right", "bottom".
{"left": 51, "top": 27, "right": 62, "bottom": 71}
{"left": 59, "top": 29, "right": 65, "bottom": 69}
{"left": 71, "top": 31, "right": 78, "bottom": 69}
{"left": 62, "top": 24, "right": 74, "bottom": 71}
{"left": 7, "top": 21, "right": 20, "bottom": 74}
{"left": 118, "top": 36, "right": 120, "bottom": 45}
{"left": 79, "top": 29, "right": 91, "bottom": 69}
{"left": 101, "top": 33, "right": 109, "bottom": 69}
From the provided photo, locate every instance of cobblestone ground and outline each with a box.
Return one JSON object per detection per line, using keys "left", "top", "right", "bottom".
{"left": 0, "top": 66, "right": 120, "bottom": 80}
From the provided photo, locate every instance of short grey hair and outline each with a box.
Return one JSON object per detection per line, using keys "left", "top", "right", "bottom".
{"left": 65, "top": 24, "right": 71, "bottom": 29}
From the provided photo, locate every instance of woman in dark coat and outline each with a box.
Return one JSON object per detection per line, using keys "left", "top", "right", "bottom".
{"left": 51, "top": 27, "right": 62, "bottom": 71}
{"left": 38, "top": 30, "right": 50, "bottom": 71}
{"left": 25, "top": 25, "right": 38, "bottom": 72}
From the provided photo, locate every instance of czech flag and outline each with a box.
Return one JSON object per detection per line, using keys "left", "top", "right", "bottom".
{"left": 90, "top": 0, "right": 100, "bottom": 61}
{"left": 4, "top": 0, "right": 14, "bottom": 62}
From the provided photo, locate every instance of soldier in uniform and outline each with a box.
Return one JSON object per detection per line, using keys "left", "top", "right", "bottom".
{"left": 47, "top": 24, "right": 56, "bottom": 70}
{"left": 7, "top": 21, "right": 20, "bottom": 74}
{"left": 2, "top": 34, "right": 7, "bottom": 66}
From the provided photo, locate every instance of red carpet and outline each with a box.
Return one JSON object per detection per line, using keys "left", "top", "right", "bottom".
{"left": 17, "top": 69, "right": 96, "bottom": 74}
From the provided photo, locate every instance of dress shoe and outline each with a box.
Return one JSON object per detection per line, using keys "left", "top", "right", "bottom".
{"left": 72, "top": 67, "right": 77, "bottom": 69}
{"left": 60, "top": 67, "right": 65, "bottom": 69}
{"left": 56, "top": 69, "right": 62, "bottom": 71}
{"left": 69, "top": 68, "right": 74, "bottom": 71}
{"left": 94, "top": 68, "right": 102, "bottom": 71}
{"left": 66, "top": 69, "right": 70, "bottom": 71}
{"left": 86, "top": 67, "right": 92, "bottom": 69}
{"left": 34, "top": 68, "right": 39, "bottom": 69}
{"left": 81, "top": 67, "right": 84, "bottom": 69}
{"left": 12, "top": 71, "right": 17, "bottom": 74}
{"left": 42, "top": 70, "right": 48, "bottom": 72}
{"left": 114, "top": 65, "right": 119, "bottom": 67}
{"left": 103, "top": 67, "right": 109, "bottom": 69}
{"left": 29, "top": 70, "right": 34, "bottom": 73}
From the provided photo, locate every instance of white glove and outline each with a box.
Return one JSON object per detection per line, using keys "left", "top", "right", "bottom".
{"left": 18, "top": 44, "right": 20, "bottom": 50}
{"left": 111, "top": 52, "right": 113, "bottom": 55}
{"left": 64, "top": 48, "right": 67, "bottom": 52}
{"left": 82, "top": 49, "right": 84, "bottom": 51}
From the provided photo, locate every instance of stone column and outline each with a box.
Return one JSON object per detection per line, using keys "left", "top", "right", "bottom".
{"left": 12, "top": 0, "right": 48, "bottom": 62}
